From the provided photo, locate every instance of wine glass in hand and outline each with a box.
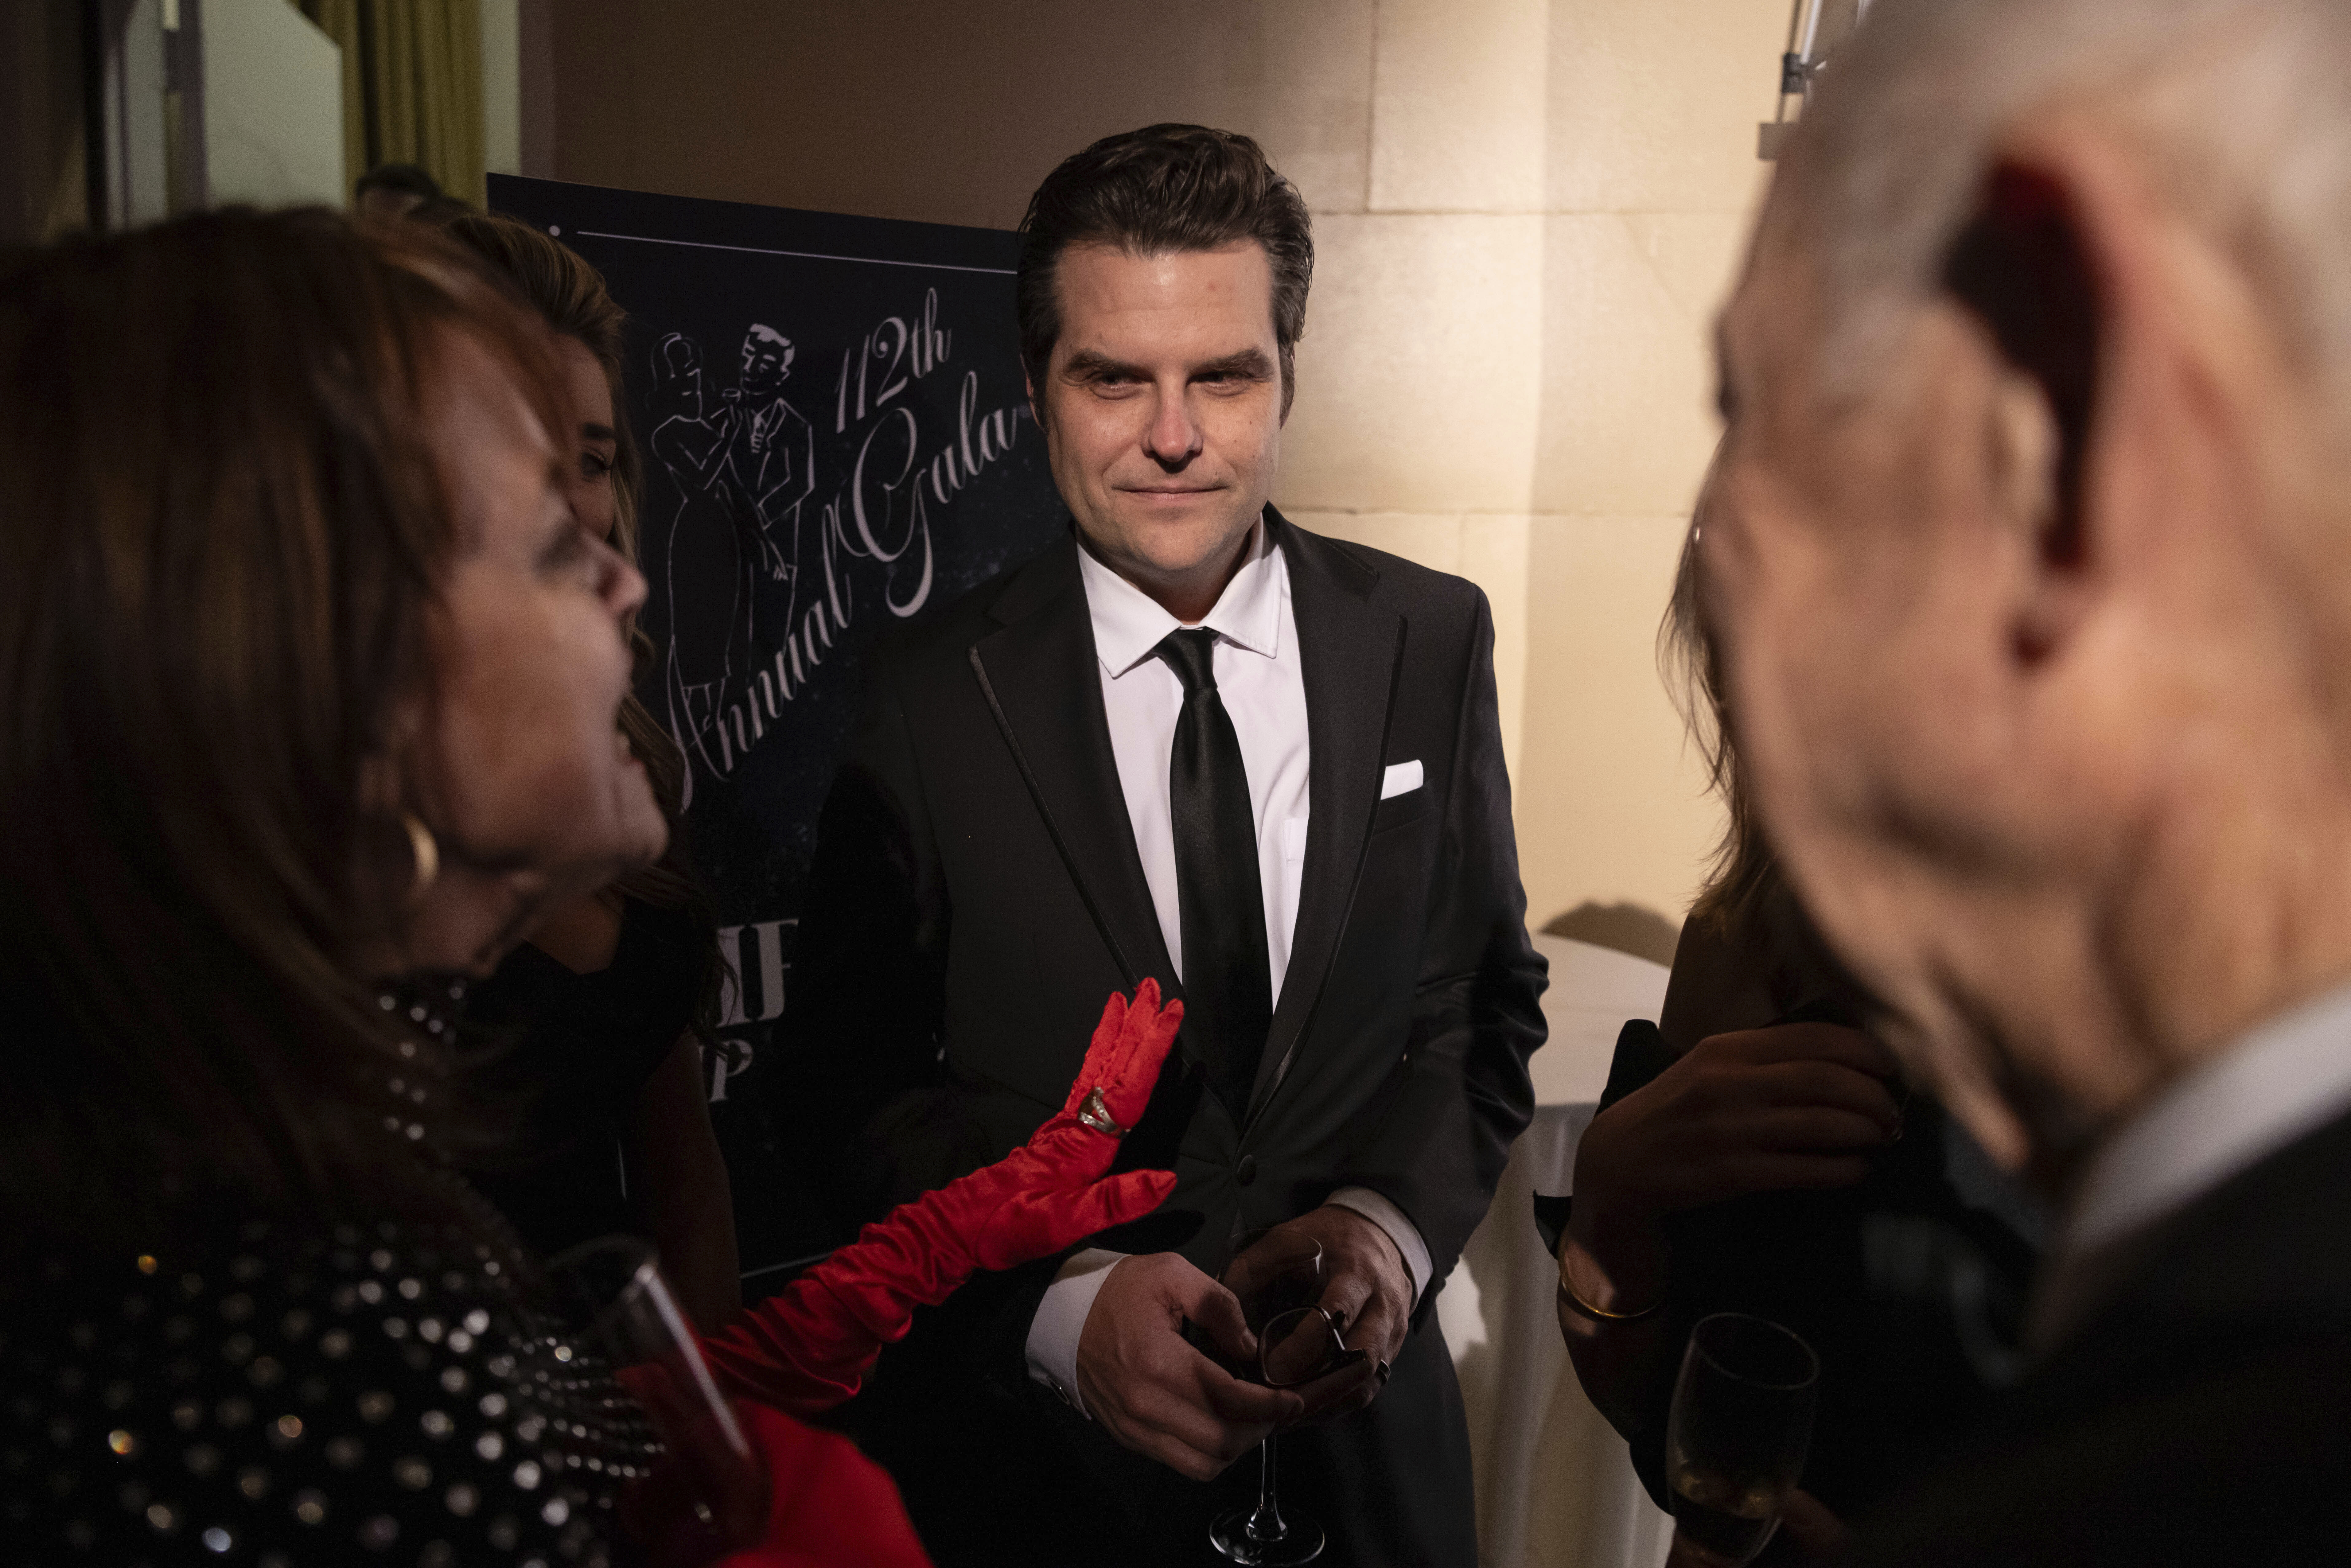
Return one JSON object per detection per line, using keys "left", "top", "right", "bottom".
{"left": 1666, "top": 1313, "right": 1820, "bottom": 1567}
{"left": 550, "top": 1237, "right": 771, "bottom": 1568}
{"left": 1209, "top": 1230, "right": 1347, "bottom": 1566}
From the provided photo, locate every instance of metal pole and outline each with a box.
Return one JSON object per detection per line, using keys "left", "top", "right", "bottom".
{"left": 163, "top": 0, "right": 203, "bottom": 212}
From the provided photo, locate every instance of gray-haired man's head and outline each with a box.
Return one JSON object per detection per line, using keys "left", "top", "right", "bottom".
{"left": 1701, "top": 0, "right": 2351, "bottom": 1185}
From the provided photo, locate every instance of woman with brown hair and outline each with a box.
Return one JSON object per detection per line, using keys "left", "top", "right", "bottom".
{"left": 0, "top": 207, "right": 1183, "bottom": 1565}
{"left": 1549, "top": 511, "right": 2045, "bottom": 1557}
{"left": 432, "top": 209, "right": 742, "bottom": 1330}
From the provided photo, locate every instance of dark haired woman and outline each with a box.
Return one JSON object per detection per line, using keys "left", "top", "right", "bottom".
{"left": 435, "top": 209, "right": 742, "bottom": 1331}
{"left": 1549, "top": 512, "right": 2045, "bottom": 1558}
{"left": 0, "top": 208, "right": 1179, "bottom": 1565}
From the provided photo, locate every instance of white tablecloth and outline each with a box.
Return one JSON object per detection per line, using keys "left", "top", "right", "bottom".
{"left": 1435, "top": 935, "right": 1676, "bottom": 1568}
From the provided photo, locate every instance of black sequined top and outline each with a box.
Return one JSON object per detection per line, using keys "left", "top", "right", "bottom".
{"left": 0, "top": 984, "right": 666, "bottom": 1566}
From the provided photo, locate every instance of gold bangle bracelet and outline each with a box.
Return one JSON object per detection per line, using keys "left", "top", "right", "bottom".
{"left": 1556, "top": 1251, "right": 1660, "bottom": 1324}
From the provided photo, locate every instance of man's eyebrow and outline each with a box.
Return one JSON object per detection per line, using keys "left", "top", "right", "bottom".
{"left": 1060, "top": 350, "right": 1145, "bottom": 380}
{"left": 1193, "top": 349, "right": 1275, "bottom": 379}
{"left": 1057, "top": 349, "right": 1276, "bottom": 382}
{"left": 581, "top": 422, "right": 617, "bottom": 443}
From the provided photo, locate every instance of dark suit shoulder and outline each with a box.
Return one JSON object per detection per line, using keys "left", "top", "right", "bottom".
{"left": 2063, "top": 1103, "right": 2351, "bottom": 1364}
{"left": 862, "top": 532, "right": 1076, "bottom": 689}
{"left": 1272, "top": 514, "right": 1488, "bottom": 632}
{"left": 1850, "top": 1331, "right": 2351, "bottom": 1566}
{"left": 1850, "top": 1107, "right": 2351, "bottom": 1566}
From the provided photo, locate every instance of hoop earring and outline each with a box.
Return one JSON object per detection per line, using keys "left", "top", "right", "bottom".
{"left": 400, "top": 812, "right": 440, "bottom": 909}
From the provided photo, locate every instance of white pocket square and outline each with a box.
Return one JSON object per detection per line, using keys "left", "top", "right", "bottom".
{"left": 1380, "top": 759, "right": 1423, "bottom": 800}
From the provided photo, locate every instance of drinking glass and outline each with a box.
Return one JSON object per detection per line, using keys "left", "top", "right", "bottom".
{"left": 1209, "top": 1229, "right": 1345, "bottom": 1566}
{"left": 547, "top": 1237, "right": 771, "bottom": 1568}
{"left": 1665, "top": 1313, "right": 1820, "bottom": 1568}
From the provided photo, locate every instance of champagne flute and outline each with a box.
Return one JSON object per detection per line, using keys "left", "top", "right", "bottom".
{"left": 1666, "top": 1312, "right": 1820, "bottom": 1567}
{"left": 547, "top": 1236, "right": 772, "bottom": 1568}
{"left": 1209, "top": 1229, "right": 1348, "bottom": 1567}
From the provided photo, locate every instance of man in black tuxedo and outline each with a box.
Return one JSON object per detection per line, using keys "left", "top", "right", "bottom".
{"left": 1699, "top": 0, "right": 2351, "bottom": 1559}
{"left": 773, "top": 124, "right": 1545, "bottom": 1565}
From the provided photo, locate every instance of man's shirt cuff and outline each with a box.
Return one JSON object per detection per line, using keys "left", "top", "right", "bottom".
{"left": 1023, "top": 1247, "right": 1126, "bottom": 1416}
{"left": 1329, "top": 1186, "right": 1432, "bottom": 1302}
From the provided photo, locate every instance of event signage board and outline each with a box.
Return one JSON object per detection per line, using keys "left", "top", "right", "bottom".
{"left": 486, "top": 175, "right": 1065, "bottom": 1278}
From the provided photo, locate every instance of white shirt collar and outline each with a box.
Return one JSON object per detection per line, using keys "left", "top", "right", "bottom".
{"left": 1076, "top": 517, "right": 1284, "bottom": 679}
{"left": 2062, "top": 977, "right": 2351, "bottom": 1258}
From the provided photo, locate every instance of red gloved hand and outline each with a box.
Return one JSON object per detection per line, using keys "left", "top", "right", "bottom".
{"left": 713, "top": 1399, "right": 933, "bottom": 1568}
{"left": 703, "top": 981, "right": 1182, "bottom": 1413}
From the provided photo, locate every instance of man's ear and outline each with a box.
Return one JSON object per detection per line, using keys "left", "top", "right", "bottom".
{"left": 1943, "top": 160, "right": 2106, "bottom": 660}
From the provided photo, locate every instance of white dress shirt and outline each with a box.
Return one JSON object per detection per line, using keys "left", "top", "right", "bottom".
{"left": 2034, "top": 977, "right": 2351, "bottom": 1343}
{"left": 1024, "top": 521, "right": 1432, "bottom": 1414}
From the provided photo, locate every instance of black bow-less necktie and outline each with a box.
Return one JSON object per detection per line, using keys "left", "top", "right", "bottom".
{"left": 1157, "top": 627, "right": 1272, "bottom": 1117}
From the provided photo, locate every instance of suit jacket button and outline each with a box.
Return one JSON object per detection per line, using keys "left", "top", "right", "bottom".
{"left": 1236, "top": 1155, "right": 1258, "bottom": 1186}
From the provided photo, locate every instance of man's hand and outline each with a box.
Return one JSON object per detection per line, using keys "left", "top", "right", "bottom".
{"left": 1564, "top": 1023, "right": 1901, "bottom": 1314}
{"left": 1256, "top": 1204, "right": 1414, "bottom": 1424}
{"left": 1773, "top": 1488, "right": 1852, "bottom": 1562}
{"left": 1074, "top": 1253, "right": 1301, "bottom": 1481}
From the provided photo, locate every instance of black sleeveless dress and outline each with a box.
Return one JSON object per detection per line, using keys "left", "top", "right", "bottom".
{"left": 461, "top": 897, "right": 710, "bottom": 1259}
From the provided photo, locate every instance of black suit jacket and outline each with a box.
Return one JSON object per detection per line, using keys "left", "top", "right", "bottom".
{"left": 1845, "top": 1101, "right": 2351, "bottom": 1566}
{"left": 771, "top": 508, "right": 1545, "bottom": 1563}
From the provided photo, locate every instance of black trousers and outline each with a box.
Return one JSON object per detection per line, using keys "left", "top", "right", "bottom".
{"left": 852, "top": 1313, "right": 1478, "bottom": 1568}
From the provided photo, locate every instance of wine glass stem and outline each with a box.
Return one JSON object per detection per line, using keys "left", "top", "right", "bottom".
{"left": 1246, "top": 1436, "right": 1286, "bottom": 1543}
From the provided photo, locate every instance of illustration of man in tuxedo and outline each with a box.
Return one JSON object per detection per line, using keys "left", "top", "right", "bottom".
{"left": 772, "top": 123, "right": 1545, "bottom": 1566}
{"left": 720, "top": 324, "right": 818, "bottom": 586}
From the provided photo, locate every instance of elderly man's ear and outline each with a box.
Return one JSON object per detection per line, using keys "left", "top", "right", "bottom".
{"left": 1940, "top": 119, "right": 2296, "bottom": 674}
{"left": 1944, "top": 156, "right": 2107, "bottom": 665}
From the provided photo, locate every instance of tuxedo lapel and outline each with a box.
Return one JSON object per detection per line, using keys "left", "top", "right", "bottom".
{"left": 967, "top": 537, "right": 1177, "bottom": 995}
{"left": 1248, "top": 509, "right": 1406, "bottom": 1127}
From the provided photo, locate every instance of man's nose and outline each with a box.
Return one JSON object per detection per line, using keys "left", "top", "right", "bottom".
{"left": 1143, "top": 383, "right": 1204, "bottom": 469}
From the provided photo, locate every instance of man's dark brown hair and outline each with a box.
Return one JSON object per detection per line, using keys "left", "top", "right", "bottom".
{"left": 1016, "top": 123, "right": 1313, "bottom": 418}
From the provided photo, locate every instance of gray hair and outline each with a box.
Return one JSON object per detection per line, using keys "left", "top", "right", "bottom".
{"left": 1780, "top": 0, "right": 2351, "bottom": 408}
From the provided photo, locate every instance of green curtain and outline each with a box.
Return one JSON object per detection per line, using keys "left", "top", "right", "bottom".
{"left": 296, "top": 0, "right": 485, "bottom": 208}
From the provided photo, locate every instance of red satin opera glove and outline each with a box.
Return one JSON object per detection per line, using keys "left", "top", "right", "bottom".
{"left": 702, "top": 980, "right": 1182, "bottom": 1414}
{"left": 714, "top": 1399, "right": 933, "bottom": 1568}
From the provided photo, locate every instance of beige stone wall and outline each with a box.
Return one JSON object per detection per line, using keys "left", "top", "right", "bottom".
{"left": 1281, "top": 0, "right": 1781, "bottom": 946}
{"left": 546, "top": 0, "right": 1785, "bottom": 939}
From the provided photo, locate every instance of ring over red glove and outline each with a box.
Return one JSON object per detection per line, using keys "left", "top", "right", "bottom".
{"left": 702, "top": 981, "right": 1182, "bottom": 1414}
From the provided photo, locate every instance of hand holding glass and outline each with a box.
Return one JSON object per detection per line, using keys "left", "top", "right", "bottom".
{"left": 1209, "top": 1230, "right": 1346, "bottom": 1566}
{"left": 1666, "top": 1312, "right": 1819, "bottom": 1568}
{"left": 549, "top": 1237, "right": 771, "bottom": 1568}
